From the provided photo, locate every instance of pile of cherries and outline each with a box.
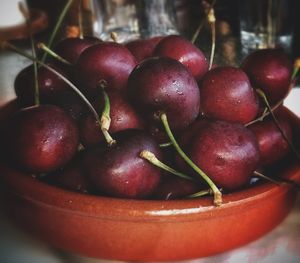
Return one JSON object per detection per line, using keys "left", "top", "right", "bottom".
{"left": 0, "top": 33, "right": 296, "bottom": 204}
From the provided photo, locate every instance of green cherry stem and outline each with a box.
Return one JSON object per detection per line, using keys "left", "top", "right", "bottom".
{"left": 37, "top": 42, "right": 73, "bottom": 66}
{"left": 78, "top": 0, "right": 84, "bottom": 39}
{"left": 2, "top": 41, "right": 101, "bottom": 133}
{"left": 254, "top": 171, "right": 300, "bottom": 189}
{"left": 256, "top": 88, "right": 300, "bottom": 160}
{"left": 19, "top": 2, "right": 40, "bottom": 106}
{"left": 140, "top": 150, "right": 193, "bottom": 181}
{"left": 208, "top": 8, "right": 216, "bottom": 70}
{"left": 99, "top": 83, "right": 116, "bottom": 146}
{"left": 159, "top": 142, "right": 173, "bottom": 148}
{"left": 191, "top": 0, "right": 217, "bottom": 44}
{"left": 187, "top": 188, "right": 213, "bottom": 198}
{"left": 253, "top": 171, "right": 281, "bottom": 185}
{"left": 292, "top": 58, "right": 300, "bottom": 80}
{"left": 160, "top": 113, "right": 222, "bottom": 206}
{"left": 41, "top": 0, "right": 75, "bottom": 62}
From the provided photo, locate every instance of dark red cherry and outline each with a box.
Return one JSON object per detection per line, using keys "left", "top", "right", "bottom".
{"left": 128, "top": 57, "right": 200, "bottom": 131}
{"left": 249, "top": 115, "right": 292, "bottom": 166}
{"left": 125, "top": 36, "right": 164, "bottom": 62}
{"left": 200, "top": 66, "right": 259, "bottom": 124}
{"left": 153, "top": 175, "right": 202, "bottom": 200}
{"left": 180, "top": 120, "right": 260, "bottom": 191}
{"left": 53, "top": 152, "right": 92, "bottom": 193}
{"left": 153, "top": 35, "right": 208, "bottom": 81}
{"left": 4, "top": 105, "right": 79, "bottom": 173}
{"left": 75, "top": 42, "right": 137, "bottom": 97}
{"left": 14, "top": 64, "right": 69, "bottom": 107}
{"left": 83, "top": 130, "right": 162, "bottom": 199}
{"left": 241, "top": 48, "right": 293, "bottom": 105}
{"left": 54, "top": 37, "right": 101, "bottom": 64}
{"left": 79, "top": 91, "right": 144, "bottom": 147}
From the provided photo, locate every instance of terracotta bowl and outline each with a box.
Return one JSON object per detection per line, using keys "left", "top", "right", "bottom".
{"left": 0, "top": 101, "right": 299, "bottom": 261}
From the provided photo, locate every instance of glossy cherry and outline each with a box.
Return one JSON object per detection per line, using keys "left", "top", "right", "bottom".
{"left": 128, "top": 57, "right": 200, "bottom": 131}
{"left": 14, "top": 64, "right": 69, "bottom": 106}
{"left": 241, "top": 48, "right": 293, "bottom": 105}
{"left": 54, "top": 37, "right": 101, "bottom": 64}
{"left": 200, "top": 66, "right": 259, "bottom": 124}
{"left": 79, "top": 91, "right": 144, "bottom": 147}
{"left": 153, "top": 35, "right": 208, "bottom": 81}
{"left": 179, "top": 120, "right": 260, "bottom": 191}
{"left": 75, "top": 42, "right": 137, "bottom": 98}
{"left": 125, "top": 36, "right": 163, "bottom": 62}
{"left": 83, "top": 129, "right": 162, "bottom": 199}
{"left": 4, "top": 105, "right": 79, "bottom": 173}
{"left": 249, "top": 115, "right": 292, "bottom": 166}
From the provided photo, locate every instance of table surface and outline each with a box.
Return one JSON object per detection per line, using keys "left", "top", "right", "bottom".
{"left": 0, "top": 44, "right": 299, "bottom": 263}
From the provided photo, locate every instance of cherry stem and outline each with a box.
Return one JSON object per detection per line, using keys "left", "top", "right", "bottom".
{"left": 254, "top": 170, "right": 300, "bottom": 189}
{"left": 187, "top": 188, "right": 213, "bottom": 198}
{"left": 159, "top": 142, "right": 172, "bottom": 148}
{"left": 110, "top": 32, "right": 118, "bottom": 43}
{"left": 191, "top": 0, "right": 217, "bottom": 44}
{"left": 208, "top": 8, "right": 216, "bottom": 70}
{"left": 245, "top": 79, "right": 296, "bottom": 127}
{"left": 292, "top": 58, "right": 300, "bottom": 80}
{"left": 2, "top": 41, "right": 101, "bottom": 132}
{"left": 78, "top": 0, "right": 84, "bottom": 39}
{"left": 19, "top": 2, "right": 40, "bottom": 106}
{"left": 256, "top": 89, "right": 300, "bottom": 160}
{"left": 140, "top": 150, "right": 193, "bottom": 181}
{"left": 99, "top": 82, "right": 116, "bottom": 146}
{"left": 160, "top": 113, "right": 222, "bottom": 206}
{"left": 37, "top": 42, "right": 73, "bottom": 66}
{"left": 41, "top": 0, "right": 75, "bottom": 62}
{"left": 253, "top": 171, "right": 281, "bottom": 185}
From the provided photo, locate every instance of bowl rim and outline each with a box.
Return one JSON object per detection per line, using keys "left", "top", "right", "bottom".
{"left": 1, "top": 161, "right": 299, "bottom": 222}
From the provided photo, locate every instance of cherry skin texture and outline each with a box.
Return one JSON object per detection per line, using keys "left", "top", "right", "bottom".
{"left": 241, "top": 48, "right": 292, "bottom": 105}
{"left": 83, "top": 130, "right": 162, "bottom": 199}
{"left": 4, "top": 105, "right": 79, "bottom": 173}
{"left": 14, "top": 64, "right": 69, "bottom": 106}
{"left": 79, "top": 91, "right": 144, "bottom": 147}
{"left": 249, "top": 115, "right": 292, "bottom": 166}
{"left": 200, "top": 66, "right": 259, "bottom": 124}
{"left": 125, "top": 36, "right": 164, "bottom": 63}
{"left": 128, "top": 57, "right": 200, "bottom": 131}
{"left": 153, "top": 35, "right": 208, "bottom": 81}
{"left": 54, "top": 37, "right": 101, "bottom": 64}
{"left": 75, "top": 42, "right": 137, "bottom": 98}
{"left": 182, "top": 120, "right": 260, "bottom": 191}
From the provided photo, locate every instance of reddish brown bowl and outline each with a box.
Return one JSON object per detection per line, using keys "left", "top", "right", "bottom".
{"left": 0, "top": 101, "right": 299, "bottom": 261}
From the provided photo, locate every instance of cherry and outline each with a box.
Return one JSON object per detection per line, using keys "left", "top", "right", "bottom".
{"left": 79, "top": 91, "right": 144, "bottom": 147}
{"left": 153, "top": 175, "right": 202, "bottom": 200}
{"left": 128, "top": 57, "right": 200, "bottom": 131}
{"left": 14, "top": 64, "right": 69, "bottom": 107}
{"left": 75, "top": 42, "right": 137, "bottom": 97}
{"left": 52, "top": 152, "right": 92, "bottom": 193}
{"left": 54, "top": 37, "right": 101, "bottom": 65}
{"left": 179, "top": 120, "right": 260, "bottom": 191}
{"left": 4, "top": 105, "right": 79, "bottom": 173}
{"left": 83, "top": 129, "right": 162, "bottom": 199}
{"left": 248, "top": 115, "right": 292, "bottom": 167}
{"left": 200, "top": 66, "right": 259, "bottom": 124}
{"left": 152, "top": 35, "right": 208, "bottom": 81}
{"left": 241, "top": 48, "right": 293, "bottom": 105}
{"left": 125, "top": 36, "right": 164, "bottom": 63}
